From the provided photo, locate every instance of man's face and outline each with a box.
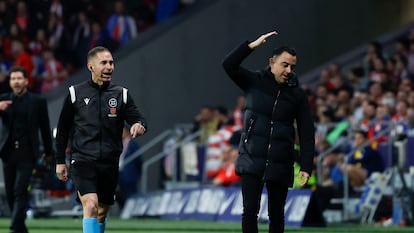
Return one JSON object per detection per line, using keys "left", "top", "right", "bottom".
{"left": 269, "top": 51, "right": 296, "bottom": 84}
{"left": 88, "top": 50, "right": 114, "bottom": 85}
{"left": 353, "top": 133, "right": 366, "bottom": 148}
{"left": 9, "top": 71, "right": 28, "bottom": 96}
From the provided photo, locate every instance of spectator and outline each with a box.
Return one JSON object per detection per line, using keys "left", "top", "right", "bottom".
{"left": 39, "top": 48, "right": 68, "bottom": 92}
{"left": 29, "top": 28, "right": 49, "bottom": 88}
{"left": 11, "top": 39, "right": 34, "bottom": 89}
{"left": 392, "top": 99, "right": 409, "bottom": 123}
{"left": 47, "top": 13, "right": 64, "bottom": 51}
{"left": 398, "top": 78, "right": 413, "bottom": 93}
{"left": 346, "top": 66, "right": 367, "bottom": 91}
{"left": 205, "top": 106, "right": 241, "bottom": 179}
{"left": 337, "top": 130, "right": 385, "bottom": 188}
{"left": 358, "top": 100, "right": 378, "bottom": 139}
{"left": 72, "top": 11, "right": 92, "bottom": 67}
{"left": 128, "top": 0, "right": 157, "bottom": 32}
{"left": 363, "top": 41, "right": 383, "bottom": 74}
{"left": 367, "top": 82, "right": 384, "bottom": 103}
{"left": 0, "top": 0, "right": 13, "bottom": 36}
{"left": 191, "top": 105, "right": 219, "bottom": 144}
{"left": 386, "top": 57, "right": 400, "bottom": 89}
{"left": 15, "top": 1, "right": 29, "bottom": 34}
{"left": 212, "top": 130, "right": 241, "bottom": 187}
{"left": 106, "top": 0, "right": 138, "bottom": 46}
{"left": 393, "top": 38, "right": 408, "bottom": 58}
{"left": 318, "top": 68, "right": 335, "bottom": 90}
{"left": 26, "top": 0, "right": 49, "bottom": 39}
{"left": 394, "top": 54, "right": 410, "bottom": 81}
{"left": 89, "top": 20, "right": 117, "bottom": 52}
{"left": 369, "top": 56, "right": 388, "bottom": 84}
{"left": 407, "top": 41, "right": 414, "bottom": 74}
{"left": 3, "top": 23, "right": 29, "bottom": 60}
{"left": 29, "top": 28, "right": 49, "bottom": 59}
{"left": 49, "top": 0, "right": 63, "bottom": 19}
{"left": 350, "top": 90, "right": 369, "bottom": 127}
{"left": 214, "top": 105, "right": 230, "bottom": 129}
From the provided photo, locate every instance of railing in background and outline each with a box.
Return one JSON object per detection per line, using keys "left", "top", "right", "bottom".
{"left": 140, "top": 129, "right": 202, "bottom": 194}
{"left": 119, "top": 129, "right": 172, "bottom": 171}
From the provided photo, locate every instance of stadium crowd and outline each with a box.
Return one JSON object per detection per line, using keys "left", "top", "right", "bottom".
{"left": 0, "top": 0, "right": 196, "bottom": 94}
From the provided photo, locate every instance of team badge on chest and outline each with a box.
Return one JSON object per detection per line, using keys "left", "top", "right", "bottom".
{"left": 108, "top": 98, "right": 118, "bottom": 117}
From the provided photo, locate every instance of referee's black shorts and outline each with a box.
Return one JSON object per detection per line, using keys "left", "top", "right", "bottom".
{"left": 70, "top": 157, "right": 119, "bottom": 205}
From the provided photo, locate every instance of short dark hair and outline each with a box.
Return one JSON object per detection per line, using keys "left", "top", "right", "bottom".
{"left": 367, "top": 100, "right": 378, "bottom": 109}
{"left": 87, "top": 46, "right": 110, "bottom": 61}
{"left": 272, "top": 46, "right": 297, "bottom": 57}
{"left": 8, "top": 66, "right": 27, "bottom": 78}
{"left": 354, "top": 129, "right": 368, "bottom": 139}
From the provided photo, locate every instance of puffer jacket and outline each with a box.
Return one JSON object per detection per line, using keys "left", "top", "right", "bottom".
{"left": 222, "top": 41, "right": 315, "bottom": 187}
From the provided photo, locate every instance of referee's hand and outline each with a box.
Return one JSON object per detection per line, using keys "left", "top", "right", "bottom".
{"left": 130, "top": 122, "right": 146, "bottom": 138}
{"left": 56, "top": 164, "right": 69, "bottom": 182}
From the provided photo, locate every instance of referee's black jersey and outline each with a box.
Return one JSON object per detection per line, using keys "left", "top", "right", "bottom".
{"left": 55, "top": 80, "right": 147, "bottom": 164}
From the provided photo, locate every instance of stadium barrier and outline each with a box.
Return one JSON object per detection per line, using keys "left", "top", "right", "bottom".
{"left": 121, "top": 186, "right": 325, "bottom": 227}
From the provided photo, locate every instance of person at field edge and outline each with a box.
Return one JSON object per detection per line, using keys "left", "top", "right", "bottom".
{"left": 54, "top": 46, "right": 147, "bottom": 233}
{"left": 0, "top": 66, "right": 54, "bottom": 233}
{"left": 222, "top": 31, "right": 315, "bottom": 233}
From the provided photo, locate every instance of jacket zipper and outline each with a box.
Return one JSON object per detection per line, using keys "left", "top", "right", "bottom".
{"left": 244, "top": 118, "right": 255, "bottom": 143}
{"left": 99, "top": 88, "right": 102, "bottom": 160}
{"left": 263, "top": 90, "right": 281, "bottom": 181}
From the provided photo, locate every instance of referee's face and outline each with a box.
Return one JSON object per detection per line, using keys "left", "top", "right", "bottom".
{"left": 89, "top": 51, "right": 114, "bottom": 86}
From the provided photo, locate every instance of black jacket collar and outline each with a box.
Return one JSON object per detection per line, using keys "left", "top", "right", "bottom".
{"left": 89, "top": 80, "right": 110, "bottom": 90}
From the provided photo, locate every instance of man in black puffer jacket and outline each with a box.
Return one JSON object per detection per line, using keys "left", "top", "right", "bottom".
{"left": 222, "top": 31, "right": 315, "bottom": 233}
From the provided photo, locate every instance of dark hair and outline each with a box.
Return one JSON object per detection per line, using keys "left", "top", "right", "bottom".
{"left": 369, "top": 41, "right": 382, "bottom": 53}
{"left": 272, "top": 46, "right": 297, "bottom": 57}
{"left": 397, "top": 54, "right": 408, "bottom": 67}
{"left": 350, "top": 66, "right": 364, "bottom": 77}
{"left": 354, "top": 129, "right": 368, "bottom": 139}
{"left": 367, "top": 100, "right": 378, "bottom": 109}
{"left": 87, "top": 46, "right": 110, "bottom": 61}
{"left": 8, "top": 66, "right": 27, "bottom": 78}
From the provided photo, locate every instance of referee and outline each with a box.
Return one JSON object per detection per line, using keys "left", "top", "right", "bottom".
{"left": 55, "top": 46, "right": 147, "bottom": 233}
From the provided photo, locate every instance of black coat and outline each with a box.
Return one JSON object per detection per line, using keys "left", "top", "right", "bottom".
{"left": 0, "top": 91, "right": 54, "bottom": 160}
{"left": 222, "top": 42, "right": 315, "bottom": 187}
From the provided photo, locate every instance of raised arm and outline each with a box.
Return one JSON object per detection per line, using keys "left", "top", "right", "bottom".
{"left": 222, "top": 31, "right": 278, "bottom": 90}
{"left": 248, "top": 31, "right": 278, "bottom": 49}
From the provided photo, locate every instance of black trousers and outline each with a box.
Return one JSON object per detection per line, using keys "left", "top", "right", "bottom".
{"left": 241, "top": 174, "right": 289, "bottom": 233}
{"left": 2, "top": 146, "right": 34, "bottom": 233}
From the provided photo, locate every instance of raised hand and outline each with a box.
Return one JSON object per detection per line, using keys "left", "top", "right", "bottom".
{"left": 248, "top": 31, "right": 278, "bottom": 49}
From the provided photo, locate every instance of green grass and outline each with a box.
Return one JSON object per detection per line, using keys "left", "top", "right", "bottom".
{"left": 1, "top": 218, "right": 414, "bottom": 233}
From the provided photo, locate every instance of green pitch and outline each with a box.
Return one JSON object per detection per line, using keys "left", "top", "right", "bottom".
{"left": 1, "top": 218, "right": 414, "bottom": 233}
